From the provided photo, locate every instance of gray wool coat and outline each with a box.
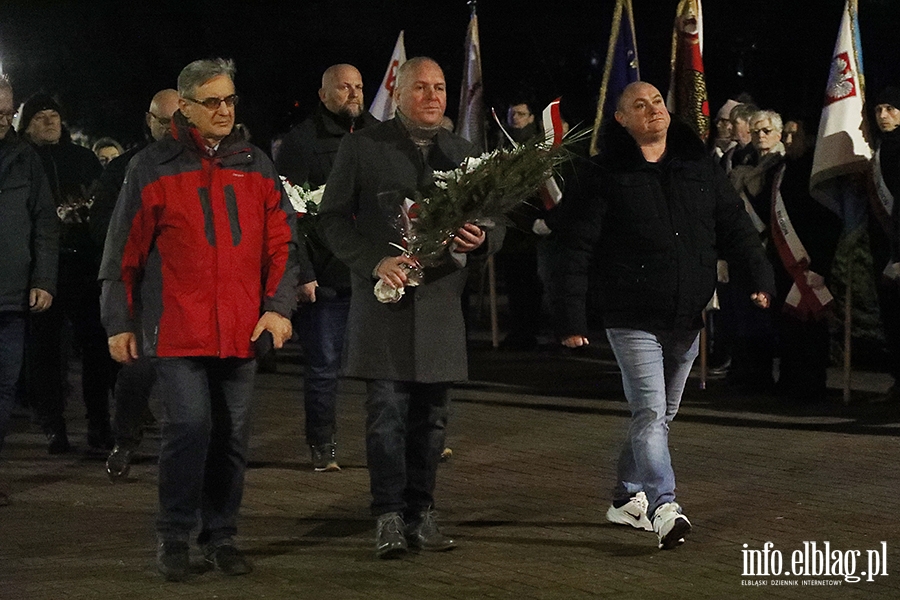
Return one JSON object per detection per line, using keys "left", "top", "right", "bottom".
{"left": 317, "top": 118, "right": 502, "bottom": 383}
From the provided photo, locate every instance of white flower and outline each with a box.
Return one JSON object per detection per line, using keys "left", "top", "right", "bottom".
{"left": 280, "top": 176, "right": 325, "bottom": 214}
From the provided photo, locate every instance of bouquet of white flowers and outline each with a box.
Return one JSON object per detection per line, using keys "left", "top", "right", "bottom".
{"left": 373, "top": 128, "right": 587, "bottom": 303}
{"left": 280, "top": 176, "right": 325, "bottom": 216}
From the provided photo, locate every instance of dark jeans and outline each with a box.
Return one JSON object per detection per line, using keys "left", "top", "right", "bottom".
{"left": 154, "top": 357, "right": 255, "bottom": 546}
{"left": 364, "top": 380, "right": 449, "bottom": 516}
{"left": 112, "top": 356, "right": 156, "bottom": 447}
{"left": 0, "top": 312, "right": 26, "bottom": 455}
{"left": 294, "top": 293, "right": 350, "bottom": 447}
{"left": 27, "top": 252, "right": 113, "bottom": 434}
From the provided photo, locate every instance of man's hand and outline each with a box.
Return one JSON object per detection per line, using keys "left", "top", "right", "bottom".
{"left": 109, "top": 332, "right": 139, "bottom": 364}
{"left": 29, "top": 288, "right": 53, "bottom": 312}
{"left": 751, "top": 291, "right": 771, "bottom": 309}
{"left": 251, "top": 311, "right": 293, "bottom": 349}
{"left": 298, "top": 280, "right": 318, "bottom": 303}
{"left": 452, "top": 223, "right": 486, "bottom": 253}
{"left": 561, "top": 335, "right": 590, "bottom": 348}
{"left": 375, "top": 254, "right": 420, "bottom": 289}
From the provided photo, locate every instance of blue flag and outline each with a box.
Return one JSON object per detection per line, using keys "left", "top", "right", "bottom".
{"left": 590, "top": 0, "right": 640, "bottom": 156}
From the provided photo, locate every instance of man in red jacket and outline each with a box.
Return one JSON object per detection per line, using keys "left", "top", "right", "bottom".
{"left": 99, "top": 58, "right": 298, "bottom": 581}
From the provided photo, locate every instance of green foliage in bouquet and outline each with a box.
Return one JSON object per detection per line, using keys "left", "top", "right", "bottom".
{"left": 403, "top": 129, "right": 588, "bottom": 265}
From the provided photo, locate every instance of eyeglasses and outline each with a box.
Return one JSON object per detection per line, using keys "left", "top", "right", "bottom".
{"left": 184, "top": 94, "right": 239, "bottom": 110}
{"left": 751, "top": 127, "right": 774, "bottom": 136}
{"left": 147, "top": 112, "right": 171, "bottom": 126}
{"left": 0, "top": 111, "right": 16, "bottom": 121}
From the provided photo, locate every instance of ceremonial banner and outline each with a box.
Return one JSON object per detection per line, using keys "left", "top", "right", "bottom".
{"left": 810, "top": 0, "right": 872, "bottom": 231}
{"left": 667, "top": 0, "right": 710, "bottom": 142}
{"left": 369, "top": 31, "right": 406, "bottom": 122}
{"left": 456, "top": 6, "right": 486, "bottom": 151}
{"left": 590, "top": 0, "right": 639, "bottom": 156}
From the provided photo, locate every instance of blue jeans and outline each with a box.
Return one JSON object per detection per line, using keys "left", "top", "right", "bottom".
{"left": 364, "top": 380, "right": 449, "bottom": 516}
{"left": 153, "top": 357, "right": 255, "bottom": 546}
{"left": 606, "top": 328, "right": 700, "bottom": 518}
{"left": 0, "top": 312, "right": 26, "bottom": 455}
{"left": 294, "top": 293, "right": 350, "bottom": 447}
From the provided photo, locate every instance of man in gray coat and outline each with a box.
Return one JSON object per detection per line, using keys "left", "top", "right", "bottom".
{"left": 0, "top": 78, "right": 58, "bottom": 505}
{"left": 317, "top": 57, "right": 501, "bottom": 559}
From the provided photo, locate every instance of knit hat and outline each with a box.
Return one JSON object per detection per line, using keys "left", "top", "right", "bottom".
{"left": 874, "top": 86, "right": 900, "bottom": 110}
{"left": 716, "top": 99, "right": 740, "bottom": 121}
{"left": 18, "top": 93, "right": 62, "bottom": 132}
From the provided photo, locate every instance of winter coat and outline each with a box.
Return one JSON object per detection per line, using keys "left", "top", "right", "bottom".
{"left": 275, "top": 104, "right": 379, "bottom": 290}
{"left": 556, "top": 118, "right": 776, "bottom": 334}
{"left": 0, "top": 132, "right": 59, "bottom": 311}
{"left": 317, "top": 118, "right": 503, "bottom": 382}
{"left": 29, "top": 132, "right": 103, "bottom": 255}
{"left": 99, "top": 112, "right": 299, "bottom": 358}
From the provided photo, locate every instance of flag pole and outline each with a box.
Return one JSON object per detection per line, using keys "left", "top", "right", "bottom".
{"left": 843, "top": 272, "right": 852, "bottom": 404}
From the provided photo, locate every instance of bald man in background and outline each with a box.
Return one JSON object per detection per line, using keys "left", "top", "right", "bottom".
{"left": 90, "top": 88, "right": 180, "bottom": 480}
{"left": 275, "top": 65, "right": 379, "bottom": 472}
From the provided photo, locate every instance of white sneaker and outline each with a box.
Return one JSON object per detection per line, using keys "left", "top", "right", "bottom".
{"left": 652, "top": 502, "right": 691, "bottom": 549}
{"left": 606, "top": 491, "right": 653, "bottom": 531}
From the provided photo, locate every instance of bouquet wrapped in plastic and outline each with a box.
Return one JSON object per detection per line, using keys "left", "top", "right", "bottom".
{"left": 374, "top": 126, "right": 586, "bottom": 303}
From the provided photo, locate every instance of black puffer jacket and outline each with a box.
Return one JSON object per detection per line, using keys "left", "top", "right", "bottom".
{"left": 556, "top": 118, "right": 775, "bottom": 334}
{"left": 276, "top": 105, "right": 379, "bottom": 290}
{"left": 0, "top": 131, "right": 59, "bottom": 311}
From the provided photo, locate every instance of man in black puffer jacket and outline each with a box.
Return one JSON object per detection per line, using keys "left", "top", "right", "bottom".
{"left": 556, "top": 82, "right": 775, "bottom": 551}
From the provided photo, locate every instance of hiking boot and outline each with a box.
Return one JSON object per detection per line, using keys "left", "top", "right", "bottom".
{"left": 310, "top": 441, "right": 340, "bottom": 472}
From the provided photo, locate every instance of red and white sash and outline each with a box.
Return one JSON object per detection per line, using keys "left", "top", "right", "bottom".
{"left": 771, "top": 164, "right": 833, "bottom": 320}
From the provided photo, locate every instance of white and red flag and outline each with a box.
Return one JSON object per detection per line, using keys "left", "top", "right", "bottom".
{"left": 539, "top": 98, "right": 564, "bottom": 210}
{"left": 666, "top": 0, "right": 710, "bottom": 142}
{"left": 369, "top": 31, "right": 407, "bottom": 122}
{"left": 456, "top": 4, "right": 486, "bottom": 151}
{"left": 810, "top": 0, "right": 873, "bottom": 231}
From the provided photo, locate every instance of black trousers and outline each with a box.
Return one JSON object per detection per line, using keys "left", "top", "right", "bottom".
{"left": 27, "top": 252, "right": 113, "bottom": 434}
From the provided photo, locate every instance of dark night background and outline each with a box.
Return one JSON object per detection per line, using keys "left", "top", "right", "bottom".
{"left": 1, "top": 0, "right": 899, "bottom": 153}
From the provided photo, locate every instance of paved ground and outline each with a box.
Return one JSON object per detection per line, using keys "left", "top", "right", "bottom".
{"left": 1, "top": 338, "right": 899, "bottom": 599}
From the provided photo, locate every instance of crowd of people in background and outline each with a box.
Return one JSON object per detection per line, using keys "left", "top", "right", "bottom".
{"left": 1, "top": 49, "right": 899, "bottom": 579}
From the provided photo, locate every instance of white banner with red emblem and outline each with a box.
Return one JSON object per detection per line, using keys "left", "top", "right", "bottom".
{"left": 810, "top": 0, "right": 872, "bottom": 213}
{"left": 771, "top": 164, "right": 834, "bottom": 319}
{"left": 370, "top": 31, "right": 407, "bottom": 122}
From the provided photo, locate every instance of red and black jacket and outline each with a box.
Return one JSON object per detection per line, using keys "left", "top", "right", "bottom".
{"left": 99, "top": 112, "right": 298, "bottom": 358}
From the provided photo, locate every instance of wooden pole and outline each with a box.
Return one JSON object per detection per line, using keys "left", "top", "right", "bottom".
{"left": 699, "top": 313, "right": 708, "bottom": 390}
{"left": 487, "top": 255, "right": 499, "bottom": 348}
{"left": 843, "top": 274, "right": 852, "bottom": 404}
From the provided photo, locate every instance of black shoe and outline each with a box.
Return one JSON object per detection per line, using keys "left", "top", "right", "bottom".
{"left": 106, "top": 443, "right": 136, "bottom": 480}
{"left": 156, "top": 541, "right": 190, "bottom": 582}
{"left": 310, "top": 441, "right": 340, "bottom": 472}
{"left": 375, "top": 512, "right": 408, "bottom": 559}
{"left": 47, "top": 428, "right": 72, "bottom": 454}
{"left": 204, "top": 543, "right": 252, "bottom": 576}
{"left": 405, "top": 508, "right": 456, "bottom": 551}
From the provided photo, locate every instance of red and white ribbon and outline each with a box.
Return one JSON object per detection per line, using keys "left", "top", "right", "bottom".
{"left": 771, "top": 164, "right": 833, "bottom": 320}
